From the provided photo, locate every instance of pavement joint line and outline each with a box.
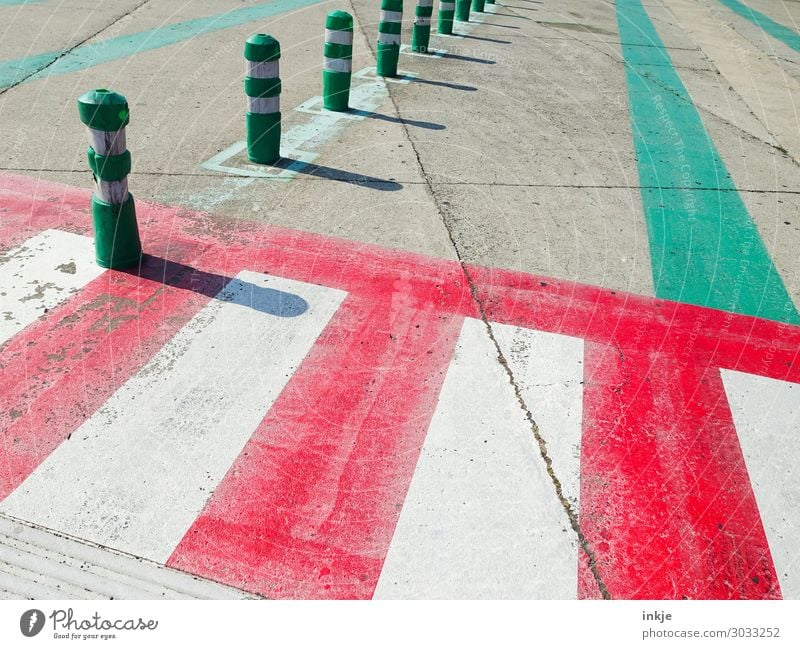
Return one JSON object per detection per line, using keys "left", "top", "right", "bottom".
{"left": 349, "top": 0, "right": 612, "bottom": 599}
{"left": 6, "top": 167, "right": 800, "bottom": 194}
{"left": 0, "top": 0, "right": 153, "bottom": 96}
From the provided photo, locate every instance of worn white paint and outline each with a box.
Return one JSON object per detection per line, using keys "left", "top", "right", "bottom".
{"left": 722, "top": 368, "right": 800, "bottom": 599}
{"left": 0, "top": 513, "right": 252, "bottom": 599}
{"left": 1, "top": 271, "right": 346, "bottom": 563}
{"left": 0, "top": 229, "right": 103, "bottom": 346}
{"left": 375, "top": 318, "right": 583, "bottom": 598}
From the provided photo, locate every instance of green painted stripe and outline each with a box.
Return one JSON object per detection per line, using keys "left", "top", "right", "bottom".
{"left": 0, "top": 0, "right": 48, "bottom": 6}
{"left": 717, "top": 0, "right": 800, "bottom": 53}
{"left": 0, "top": 0, "right": 324, "bottom": 89}
{"left": 617, "top": 0, "right": 799, "bottom": 324}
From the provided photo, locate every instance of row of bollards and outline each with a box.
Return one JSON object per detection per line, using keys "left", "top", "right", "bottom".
{"left": 76, "top": 3, "right": 492, "bottom": 269}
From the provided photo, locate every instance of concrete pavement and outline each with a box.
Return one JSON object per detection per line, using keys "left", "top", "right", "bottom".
{"left": 1, "top": 0, "right": 800, "bottom": 599}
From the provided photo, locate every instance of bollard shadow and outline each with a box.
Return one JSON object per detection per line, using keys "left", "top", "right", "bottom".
{"left": 447, "top": 33, "right": 512, "bottom": 44}
{"left": 497, "top": 5, "right": 539, "bottom": 10}
{"left": 487, "top": 12, "right": 532, "bottom": 20}
{"left": 347, "top": 109, "right": 446, "bottom": 130}
{"left": 409, "top": 77, "right": 478, "bottom": 92}
{"left": 274, "top": 157, "right": 403, "bottom": 191}
{"left": 468, "top": 22, "right": 520, "bottom": 29}
{"left": 440, "top": 52, "right": 496, "bottom": 64}
{"left": 125, "top": 256, "right": 309, "bottom": 317}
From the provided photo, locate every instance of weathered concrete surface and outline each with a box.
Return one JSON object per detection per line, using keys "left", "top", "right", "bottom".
{"left": 2, "top": 0, "right": 800, "bottom": 600}
{"left": 2, "top": 0, "right": 798, "bottom": 304}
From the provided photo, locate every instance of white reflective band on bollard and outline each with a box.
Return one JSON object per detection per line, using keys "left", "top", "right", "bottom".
{"left": 248, "top": 96, "right": 281, "bottom": 114}
{"left": 323, "top": 57, "right": 353, "bottom": 73}
{"left": 96, "top": 178, "right": 129, "bottom": 205}
{"left": 325, "top": 29, "right": 354, "bottom": 45}
{"left": 87, "top": 127, "right": 126, "bottom": 156}
{"left": 378, "top": 33, "right": 401, "bottom": 45}
{"left": 246, "top": 60, "right": 280, "bottom": 79}
{"left": 380, "top": 10, "right": 403, "bottom": 22}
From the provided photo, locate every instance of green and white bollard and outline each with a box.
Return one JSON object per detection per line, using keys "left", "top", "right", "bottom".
{"left": 411, "top": 0, "right": 433, "bottom": 52}
{"left": 323, "top": 11, "right": 354, "bottom": 112}
{"left": 486, "top": 0, "right": 495, "bottom": 4}
{"left": 437, "top": 1, "right": 455, "bottom": 35}
{"left": 472, "top": 0, "right": 486, "bottom": 12}
{"left": 245, "top": 34, "right": 281, "bottom": 165}
{"left": 77, "top": 89, "right": 142, "bottom": 270}
{"left": 376, "top": 0, "right": 403, "bottom": 77}
{"left": 455, "top": 0, "right": 470, "bottom": 22}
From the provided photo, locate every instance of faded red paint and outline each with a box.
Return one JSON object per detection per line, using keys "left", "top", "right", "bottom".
{"left": 2, "top": 172, "right": 799, "bottom": 599}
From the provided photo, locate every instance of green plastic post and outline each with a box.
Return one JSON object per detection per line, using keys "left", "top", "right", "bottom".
{"left": 455, "top": 0, "right": 471, "bottom": 22}
{"left": 245, "top": 34, "right": 281, "bottom": 164}
{"left": 412, "top": 0, "right": 433, "bottom": 52}
{"left": 472, "top": 0, "right": 486, "bottom": 12}
{"left": 438, "top": 1, "right": 455, "bottom": 35}
{"left": 77, "top": 89, "right": 142, "bottom": 270}
{"left": 323, "top": 11, "right": 354, "bottom": 112}
{"left": 377, "top": 0, "right": 403, "bottom": 77}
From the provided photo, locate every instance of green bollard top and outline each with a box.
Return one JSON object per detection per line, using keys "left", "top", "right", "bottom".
{"left": 326, "top": 10, "right": 353, "bottom": 31}
{"left": 77, "top": 89, "right": 129, "bottom": 131}
{"left": 245, "top": 34, "right": 281, "bottom": 62}
{"left": 380, "top": 0, "right": 403, "bottom": 12}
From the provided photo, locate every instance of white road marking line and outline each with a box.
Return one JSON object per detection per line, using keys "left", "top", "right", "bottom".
{"left": 1, "top": 271, "right": 346, "bottom": 563}
{"left": 0, "top": 229, "right": 103, "bottom": 346}
{"left": 375, "top": 318, "right": 583, "bottom": 598}
{"left": 722, "top": 369, "right": 800, "bottom": 598}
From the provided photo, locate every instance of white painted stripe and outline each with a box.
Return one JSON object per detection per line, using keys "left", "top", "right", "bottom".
{"left": 380, "top": 10, "right": 403, "bottom": 22}
{"left": 0, "top": 271, "right": 347, "bottom": 563}
{"left": 95, "top": 177, "right": 128, "bottom": 205}
{"left": 325, "top": 29, "right": 353, "bottom": 45}
{"left": 418, "top": 0, "right": 433, "bottom": 7}
{"left": 414, "top": 17, "right": 431, "bottom": 26}
{"left": 440, "top": 2, "right": 455, "bottom": 10}
{"left": 87, "top": 127, "right": 126, "bottom": 156}
{"left": 722, "top": 369, "right": 800, "bottom": 599}
{"left": 0, "top": 229, "right": 103, "bottom": 346}
{"left": 246, "top": 59, "right": 279, "bottom": 79}
{"left": 248, "top": 95, "right": 280, "bottom": 114}
{"left": 324, "top": 57, "right": 352, "bottom": 73}
{"left": 375, "top": 318, "right": 583, "bottom": 598}
{"left": 378, "top": 33, "right": 401, "bottom": 45}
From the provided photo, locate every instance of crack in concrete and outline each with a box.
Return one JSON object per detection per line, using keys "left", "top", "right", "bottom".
{"left": 349, "top": 0, "right": 611, "bottom": 599}
{"left": 0, "top": 0, "right": 153, "bottom": 97}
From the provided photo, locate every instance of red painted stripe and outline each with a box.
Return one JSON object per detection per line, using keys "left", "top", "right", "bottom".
{"left": 4, "top": 172, "right": 800, "bottom": 600}
{"left": 167, "top": 286, "right": 464, "bottom": 599}
{"left": 0, "top": 249, "right": 223, "bottom": 499}
{"left": 578, "top": 341, "right": 780, "bottom": 599}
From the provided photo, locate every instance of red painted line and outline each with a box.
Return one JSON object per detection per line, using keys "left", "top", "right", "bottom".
{"left": 0, "top": 251, "right": 218, "bottom": 499}
{"left": 3, "top": 172, "right": 800, "bottom": 599}
{"left": 167, "top": 288, "right": 464, "bottom": 599}
{"left": 578, "top": 342, "right": 779, "bottom": 599}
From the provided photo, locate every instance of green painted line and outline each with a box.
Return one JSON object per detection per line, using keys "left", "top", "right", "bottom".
{"left": 0, "top": 0, "right": 324, "bottom": 89}
{"left": 0, "top": 0, "right": 48, "bottom": 6}
{"left": 617, "top": 0, "right": 799, "bottom": 324}
{"left": 717, "top": 0, "right": 800, "bottom": 53}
